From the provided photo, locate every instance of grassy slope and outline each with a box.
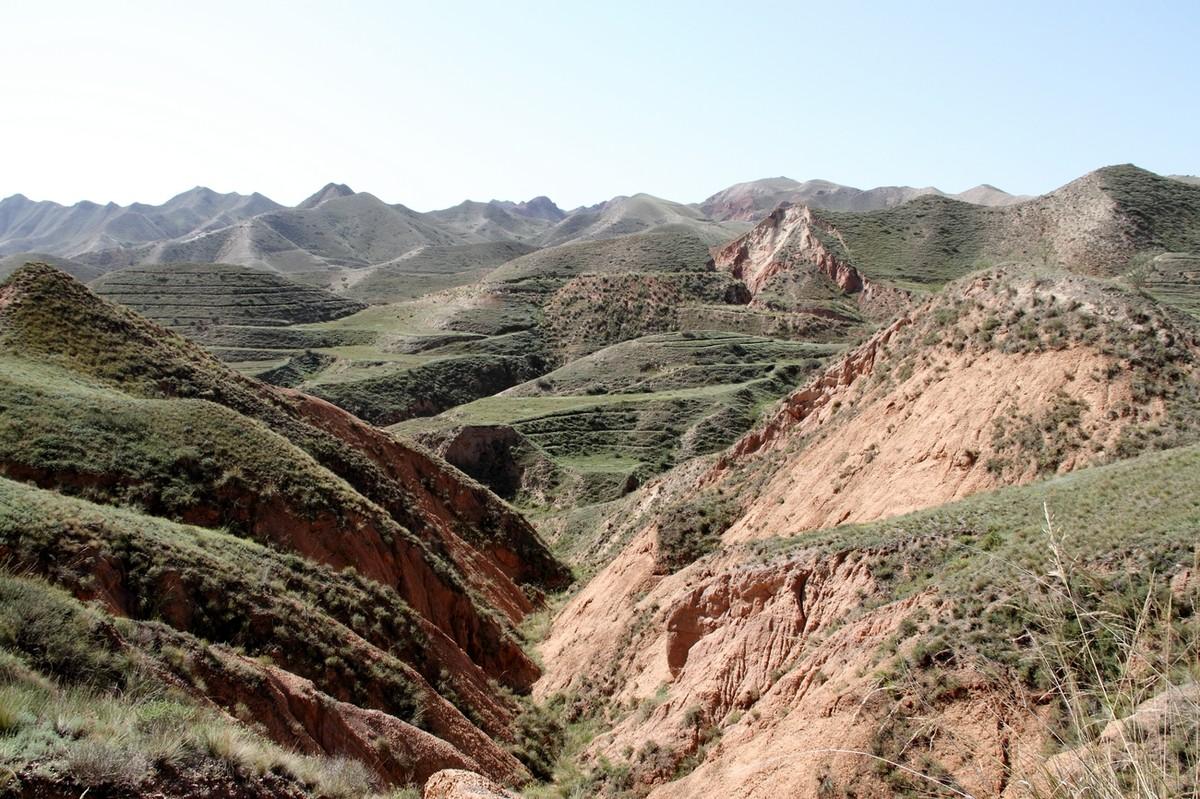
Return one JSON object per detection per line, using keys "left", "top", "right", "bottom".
{"left": 343, "top": 241, "right": 539, "bottom": 304}
{"left": 0, "top": 568, "right": 386, "bottom": 799}
{"left": 0, "top": 263, "right": 581, "bottom": 790}
{"left": 0, "top": 262, "right": 567, "bottom": 662}
{"left": 91, "top": 262, "right": 366, "bottom": 328}
{"left": 748, "top": 440, "right": 1200, "bottom": 794}
{"left": 0, "top": 477, "right": 432, "bottom": 724}
{"left": 200, "top": 229, "right": 776, "bottom": 425}
{"left": 396, "top": 333, "right": 840, "bottom": 508}
{"left": 815, "top": 165, "right": 1200, "bottom": 293}
{"left": 757, "top": 439, "right": 1200, "bottom": 589}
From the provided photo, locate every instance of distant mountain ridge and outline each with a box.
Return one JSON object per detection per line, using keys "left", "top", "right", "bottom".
{"left": 698, "top": 176, "right": 1030, "bottom": 221}
{"left": 1, "top": 168, "right": 1178, "bottom": 277}
{"left": 0, "top": 186, "right": 281, "bottom": 257}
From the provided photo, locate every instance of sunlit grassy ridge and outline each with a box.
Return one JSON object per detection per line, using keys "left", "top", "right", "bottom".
{"left": 814, "top": 165, "right": 1200, "bottom": 293}
{"left": 0, "top": 264, "right": 566, "bottom": 582}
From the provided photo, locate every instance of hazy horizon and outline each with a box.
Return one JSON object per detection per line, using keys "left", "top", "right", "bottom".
{"left": 4, "top": 0, "right": 1197, "bottom": 210}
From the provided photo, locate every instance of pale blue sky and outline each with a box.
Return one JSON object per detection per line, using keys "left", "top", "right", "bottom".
{"left": 3, "top": 0, "right": 1196, "bottom": 210}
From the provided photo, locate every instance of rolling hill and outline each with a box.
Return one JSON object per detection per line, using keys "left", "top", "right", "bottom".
{"left": 709, "top": 165, "right": 1200, "bottom": 321}
{"left": 0, "top": 250, "right": 102, "bottom": 282}
{"left": 424, "top": 197, "right": 565, "bottom": 243}
{"left": 342, "top": 241, "right": 540, "bottom": 303}
{"left": 4, "top": 163, "right": 1200, "bottom": 799}
{"left": 90, "top": 262, "right": 366, "bottom": 328}
{"left": 0, "top": 186, "right": 281, "bottom": 257}
{"left": 0, "top": 170, "right": 1060, "bottom": 290}
{"left": 539, "top": 194, "right": 746, "bottom": 248}
{"left": 0, "top": 262, "right": 569, "bottom": 795}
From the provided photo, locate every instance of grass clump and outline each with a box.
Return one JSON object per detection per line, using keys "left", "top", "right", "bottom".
{"left": 655, "top": 492, "right": 738, "bottom": 572}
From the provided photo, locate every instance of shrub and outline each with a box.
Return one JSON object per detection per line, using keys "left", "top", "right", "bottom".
{"left": 655, "top": 493, "right": 739, "bottom": 572}
{"left": 510, "top": 695, "right": 567, "bottom": 781}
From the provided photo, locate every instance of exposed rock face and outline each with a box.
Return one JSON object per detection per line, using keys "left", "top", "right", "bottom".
{"left": 423, "top": 769, "right": 521, "bottom": 799}
{"left": 285, "top": 390, "right": 571, "bottom": 602}
{"left": 539, "top": 532, "right": 1043, "bottom": 797}
{"left": 706, "top": 270, "right": 1178, "bottom": 543}
{"left": 710, "top": 203, "right": 910, "bottom": 321}
{"left": 535, "top": 268, "right": 1200, "bottom": 796}
{"left": 184, "top": 641, "right": 520, "bottom": 785}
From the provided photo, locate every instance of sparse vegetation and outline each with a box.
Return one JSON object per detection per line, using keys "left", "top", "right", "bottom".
{"left": 655, "top": 492, "right": 739, "bottom": 572}
{"left": 0, "top": 571, "right": 396, "bottom": 798}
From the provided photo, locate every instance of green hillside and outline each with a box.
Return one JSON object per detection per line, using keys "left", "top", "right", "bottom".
{"left": 90, "top": 262, "right": 366, "bottom": 328}
{"left": 342, "top": 241, "right": 539, "bottom": 303}
{"left": 0, "top": 561, "right": 386, "bottom": 798}
{"left": 0, "top": 263, "right": 571, "bottom": 793}
{"left": 814, "top": 165, "right": 1200, "bottom": 292}
{"left": 396, "top": 332, "right": 839, "bottom": 507}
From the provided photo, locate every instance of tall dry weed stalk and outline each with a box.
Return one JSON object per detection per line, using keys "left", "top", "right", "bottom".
{"left": 1019, "top": 504, "right": 1198, "bottom": 798}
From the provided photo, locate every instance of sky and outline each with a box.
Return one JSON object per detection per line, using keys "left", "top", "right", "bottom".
{"left": 2, "top": 0, "right": 1197, "bottom": 211}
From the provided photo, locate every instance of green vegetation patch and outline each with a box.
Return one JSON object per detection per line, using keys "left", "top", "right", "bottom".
{"left": 307, "top": 353, "right": 547, "bottom": 426}
{"left": 0, "top": 477, "right": 433, "bottom": 723}
{"left": 91, "top": 262, "right": 365, "bottom": 328}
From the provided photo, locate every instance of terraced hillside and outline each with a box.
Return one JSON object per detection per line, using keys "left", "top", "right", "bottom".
{"left": 1137, "top": 252, "right": 1200, "bottom": 318}
{"left": 428, "top": 226, "right": 860, "bottom": 359}
{"left": 341, "top": 241, "right": 539, "bottom": 303}
{"left": 183, "top": 227, "right": 869, "bottom": 491}
{"left": 90, "top": 262, "right": 365, "bottom": 328}
{"left": 199, "top": 302, "right": 550, "bottom": 426}
{"left": 0, "top": 263, "right": 569, "bottom": 795}
{"left": 395, "top": 333, "right": 839, "bottom": 516}
{"left": 187, "top": 228, "right": 849, "bottom": 434}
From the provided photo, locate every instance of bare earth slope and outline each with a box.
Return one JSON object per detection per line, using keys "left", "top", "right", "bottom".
{"left": 532, "top": 267, "right": 1200, "bottom": 796}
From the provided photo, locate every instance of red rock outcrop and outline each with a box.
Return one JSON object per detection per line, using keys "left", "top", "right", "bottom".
{"left": 710, "top": 203, "right": 910, "bottom": 320}
{"left": 190, "top": 644, "right": 525, "bottom": 786}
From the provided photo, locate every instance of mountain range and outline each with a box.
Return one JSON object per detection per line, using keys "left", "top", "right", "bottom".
{"left": 0, "top": 175, "right": 1029, "bottom": 278}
